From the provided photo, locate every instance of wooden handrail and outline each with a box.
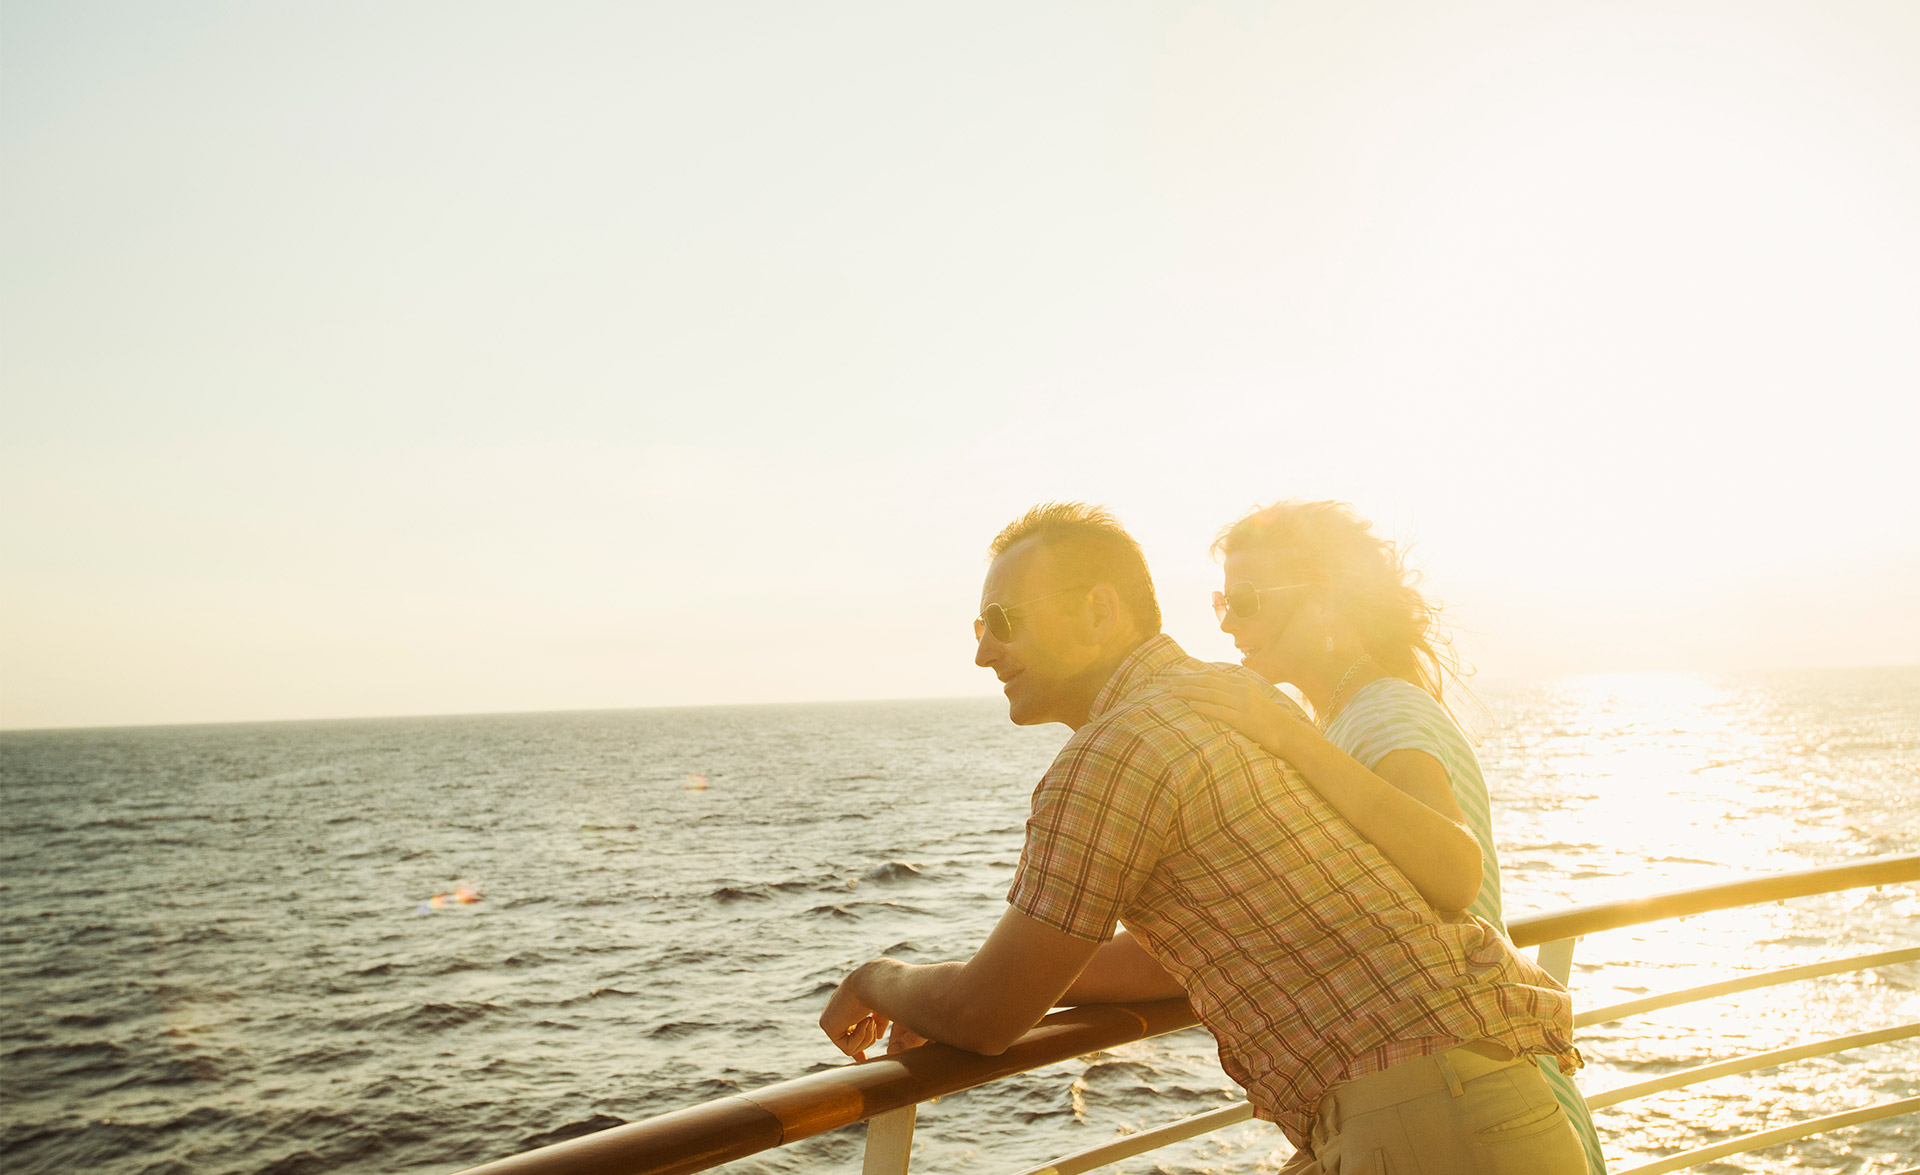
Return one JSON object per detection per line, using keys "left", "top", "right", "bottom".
{"left": 454, "top": 999, "right": 1201, "bottom": 1175}
{"left": 1505, "top": 852, "right": 1920, "bottom": 947}
{"left": 450, "top": 852, "right": 1920, "bottom": 1175}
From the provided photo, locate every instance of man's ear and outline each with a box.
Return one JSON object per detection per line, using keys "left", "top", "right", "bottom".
{"left": 1084, "top": 582, "right": 1125, "bottom": 645}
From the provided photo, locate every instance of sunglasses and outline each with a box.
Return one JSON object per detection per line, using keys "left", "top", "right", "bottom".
{"left": 974, "top": 585, "right": 1088, "bottom": 643}
{"left": 1212, "top": 581, "right": 1311, "bottom": 622}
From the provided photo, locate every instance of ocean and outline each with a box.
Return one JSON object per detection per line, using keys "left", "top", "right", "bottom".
{"left": 2, "top": 667, "right": 1916, "bottom": 1175}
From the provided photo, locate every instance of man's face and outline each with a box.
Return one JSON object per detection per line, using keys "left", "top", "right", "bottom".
{"left": 974, "top": 539, "right": 1105, "bottom": 728}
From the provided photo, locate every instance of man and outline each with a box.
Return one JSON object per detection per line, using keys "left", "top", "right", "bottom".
{"left": 820, "top": 503, "right": 1585, "bottom": 1172}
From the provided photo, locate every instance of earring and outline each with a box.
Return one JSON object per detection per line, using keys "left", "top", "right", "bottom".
{"left": 1324, "top": 634, "right": 1335, "bottom": 654}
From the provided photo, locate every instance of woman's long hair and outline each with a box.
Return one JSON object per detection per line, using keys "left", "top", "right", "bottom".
{"left": 1214, "top": 500, "right": 1475, "bottom": 727}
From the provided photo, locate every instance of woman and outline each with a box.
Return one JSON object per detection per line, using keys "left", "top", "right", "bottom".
{"left": 1168, "top": 499, "right": 1607, "bottom": 1175}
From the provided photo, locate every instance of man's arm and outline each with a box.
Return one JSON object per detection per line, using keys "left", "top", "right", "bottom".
{"left": 821, "top": 906, "right": 1107, "bottom": 1059}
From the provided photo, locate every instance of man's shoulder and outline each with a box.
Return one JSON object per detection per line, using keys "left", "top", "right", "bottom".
{"left": 1066, "top": 655, "right": 1264, "bottom": 763}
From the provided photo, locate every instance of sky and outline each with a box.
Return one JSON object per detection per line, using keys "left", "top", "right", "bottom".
{"left": 3, "top": 0, "right": 1917, "bottom": 730}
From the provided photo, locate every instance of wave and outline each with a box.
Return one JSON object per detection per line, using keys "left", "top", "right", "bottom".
{"left": 255, "top": 1150, "right": 331, "bottom": 1175}
{"left": 4, "top": 1039, "right": 131, "bottom": 1078}
{"left": 499, "top": 952, "right": 556, "bottom": 968}
{"left": 100, "top": 1051, "right": 229, "bottom": 1090}
{"left": 0, "top": 1105, "right": 236, "bottom": 1170}
{"left": 49, "top": 1009, "right": 120, "bottom": 1030}
{"left": 343, "top": 1001, "right": 504, "bottom": 1034}
{"left": 710, "top": 878, "right": 815, "bottom": 902}
{"left": 547, "top": 986, "right": 638, "bottom": 1007}
{"left": 519, "top": 1113, "right": 626, "bottom": 1150}
{"left": 264, "top": 1045, "right": 376, "bottom": 1073}
{"left": 163, "top": 925, "right": 234, "bottom": 945}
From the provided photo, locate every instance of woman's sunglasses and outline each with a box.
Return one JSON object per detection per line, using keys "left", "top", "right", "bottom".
{"left": 974, "top": 585, "right": 1088, "bottom": 643}
{"left": 1212, "top": 581, "right": 1311, "bottom": 622}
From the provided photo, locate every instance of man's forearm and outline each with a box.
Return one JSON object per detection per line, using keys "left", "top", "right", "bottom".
{"left": 847, "top": 957, "right": 1045, "bottom": 1055}
{"left": 847, "top": 958, "right": 962, "bottom": 1033}
{"left": 822, "top": 907, "right": 1105, "bottom": 1060}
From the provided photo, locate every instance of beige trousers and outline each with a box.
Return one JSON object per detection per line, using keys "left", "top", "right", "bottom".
{"left": 1276, "top": 1043, "right": 1587, "bottom": 1175}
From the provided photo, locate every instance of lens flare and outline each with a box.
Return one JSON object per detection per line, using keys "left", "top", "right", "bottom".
{"left": 416, "top": 884, "right": 483, "bottom": 914}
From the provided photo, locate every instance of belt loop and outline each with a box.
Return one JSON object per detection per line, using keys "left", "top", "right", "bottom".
{"left": 1434, "top": 1049, "right": 1466, "bottom": 1098}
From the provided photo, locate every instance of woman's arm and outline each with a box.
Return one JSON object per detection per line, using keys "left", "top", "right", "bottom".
{"left": 1058, "top": 927, "right": 1186, "bottom": 1004}
{"left": 1170, "top": 673, "right": 1482, "bottom": 913}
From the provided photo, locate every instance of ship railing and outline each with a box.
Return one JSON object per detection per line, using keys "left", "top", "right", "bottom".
{"left": 452, "top": 853, "right": 1920, "bottom": 1175}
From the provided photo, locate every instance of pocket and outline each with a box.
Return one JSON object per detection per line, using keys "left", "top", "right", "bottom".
{"left": 1334, "top": 1147, "right": 1392, "bottom": 1175}
{"left": 1475, "top": 1099, "right": 1570, "bottom": 1142}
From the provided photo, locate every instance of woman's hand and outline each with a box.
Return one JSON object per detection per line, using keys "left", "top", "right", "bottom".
{"left": 1168, "top": 670, "right": 1308, "bottom": 758}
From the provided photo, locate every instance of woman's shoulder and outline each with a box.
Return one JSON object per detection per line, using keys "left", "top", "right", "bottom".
{"left": 1331, "top": 676, "right": 1472, "bottom": 761}
{"left": 1345, "top": 675, "right": 1451, "bottom": 726}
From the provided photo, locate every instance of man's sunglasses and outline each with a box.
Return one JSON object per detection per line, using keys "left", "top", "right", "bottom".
{"left": 1212, "top": 581, "right": 1311, "bottom": 622}
{"left": 974, "top": 585, "right": 1088, "bottom": 643}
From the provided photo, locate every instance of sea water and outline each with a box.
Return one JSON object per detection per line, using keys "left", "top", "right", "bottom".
{"left": 2, "top": 667, "right": 1915, "bottom": 1175}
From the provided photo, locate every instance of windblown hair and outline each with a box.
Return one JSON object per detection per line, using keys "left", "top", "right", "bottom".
{"left": 990, "top": 502, "right": 1163, "bottom": 636}
{"left": 1214, "top": 500, "right": 1468, "bottom": 713}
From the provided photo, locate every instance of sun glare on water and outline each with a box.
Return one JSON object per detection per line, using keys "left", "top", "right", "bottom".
{"left": 1475, "top": 669, "right": 1918, "bottom": 1173}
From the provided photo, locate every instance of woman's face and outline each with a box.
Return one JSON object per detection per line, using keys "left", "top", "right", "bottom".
{"left": 1218, "top": 547, "right": 1315, "bottom": 686}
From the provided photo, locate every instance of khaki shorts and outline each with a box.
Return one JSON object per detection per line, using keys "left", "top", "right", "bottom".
{"left": 1277, "top": 1042, "right": 1586, "bottom": 1175}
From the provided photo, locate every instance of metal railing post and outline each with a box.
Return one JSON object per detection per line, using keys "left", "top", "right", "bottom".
{"left": 1536, "top": 936, "right": 1576, "bottom": 986}
{"left": 861, "top": 1104, "right": 917, "bottom": 1175}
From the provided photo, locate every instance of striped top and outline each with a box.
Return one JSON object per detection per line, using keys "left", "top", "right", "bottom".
{"left": 1323, "top": 677, "right": 1503, "bottom": 924}
{"left": 1005, "top": 636, "right": 1578, "bottom": 1147}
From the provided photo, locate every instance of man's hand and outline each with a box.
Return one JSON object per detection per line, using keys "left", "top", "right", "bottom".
{"left": 819, "top": 962, "right": 890, "bottom": 1061}
{"left": 816, "top": 910, "right": 1102, "bottom": 1060}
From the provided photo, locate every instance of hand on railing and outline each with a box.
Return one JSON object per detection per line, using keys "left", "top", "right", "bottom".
{"left": 820, "top": 969, "right": 893, "bottom": 1062}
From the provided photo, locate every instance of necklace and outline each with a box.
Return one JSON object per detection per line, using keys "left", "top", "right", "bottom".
{"left": 1321, "top": 654, "right": 1373, "bottom": 727}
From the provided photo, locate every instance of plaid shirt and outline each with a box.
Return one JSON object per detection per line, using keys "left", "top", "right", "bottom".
{"left": 1007, "top": 636, "right": 1578, "bottom": 1145}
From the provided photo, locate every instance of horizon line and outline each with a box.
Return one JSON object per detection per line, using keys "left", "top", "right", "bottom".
{"left": 5, "top": 661, "right": 1916, "bottom": 736}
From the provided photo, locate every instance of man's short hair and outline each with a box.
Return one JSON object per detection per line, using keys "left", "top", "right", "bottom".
{"left": 989, "top": 502, "right": 1163, "bottom": 636}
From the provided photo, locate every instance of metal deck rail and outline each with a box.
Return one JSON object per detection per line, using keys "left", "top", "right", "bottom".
{"left": 452, "top": 853, "right": 1920, "bottom": 1175}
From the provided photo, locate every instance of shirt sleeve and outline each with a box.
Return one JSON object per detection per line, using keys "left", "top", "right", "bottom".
{"left": 1005, "top": 722, "right": 1174, "bottom": 942}
{"left": 1346, "top": 695, "right": 1456, "bottom": 773}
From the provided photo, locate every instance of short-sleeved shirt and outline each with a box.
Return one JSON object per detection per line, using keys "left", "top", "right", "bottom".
{"left": 1006, "top": 635, "right": 1577, "bottom": 1146}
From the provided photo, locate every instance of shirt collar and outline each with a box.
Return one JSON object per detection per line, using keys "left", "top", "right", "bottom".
{"left": 1088, "top": 633, "right": 1187, "bottom": 721}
